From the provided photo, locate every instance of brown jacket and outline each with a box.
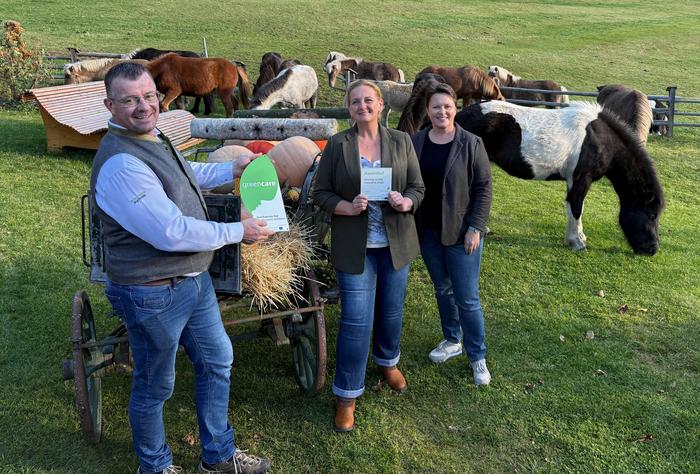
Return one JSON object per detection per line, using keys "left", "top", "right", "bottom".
{"left": 313, "top": 125, "right": 425, "bottom": 274}
{"left": 411, "top": 125, "right": 492, "bottom": 245}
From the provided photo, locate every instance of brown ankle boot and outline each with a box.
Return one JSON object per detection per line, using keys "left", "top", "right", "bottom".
{"left": 378, "top": 365, "right": 407, "bottom": 393}
{"left": 334, "top": 397, "right": 355, "bottom": 432}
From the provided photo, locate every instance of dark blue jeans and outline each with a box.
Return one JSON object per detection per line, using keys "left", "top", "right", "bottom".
{"left": 333, "top": 247, "right": 410, "bottom": 399}
{"left": 419, "top": 227, "right": 487, "bottom": 361}
{"left": 105, "top": 273, "right": 235, "bottom": 473}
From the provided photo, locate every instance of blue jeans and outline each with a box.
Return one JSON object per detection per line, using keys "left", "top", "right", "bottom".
{"left": 333, "top": 247, "right": 410, "bottom": 399}
{"left": 419, "top": 227, "right": 487, "bottom": 361}
{"left": 105, "top": 273, "right": 235, "bottom": 473}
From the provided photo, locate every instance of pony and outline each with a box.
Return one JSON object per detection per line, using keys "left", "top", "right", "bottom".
{"left": 63, "top": 58, "right": 150, "bottom": 84}
{"left": 146, "top": 53, "right": 250, "bottom": 117}
{"left": 124, "top": 47, "right": 214, "bottom": 115}
{"left": 487, "top": 65, "right": 569, "bottom": 108}
{"left": 253, "top": 52, "right": 301, "bottom": 95}
{"left": 396, "top": 72, "right": 449, "bottom": 134}
{"left": 453, "top": 100, "right": 664, "bottom": 254}
{"left": 649, "top": 99, "right": 669, "bottom": 135}
{"left": 250, "top": 64, "right": 318, "bottom": 110}
{"left": 324, "top": 54, "right": 404, "bottom": 88}
{"left": 417, "top": 65, "right": 504, "bottom": 108}
{"left": 596, "top": 84, "right": 653, "bottom": 143}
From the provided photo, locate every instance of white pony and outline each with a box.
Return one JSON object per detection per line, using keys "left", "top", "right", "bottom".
{"left": 250, "top": 64, "right": 318, "bottom": 110}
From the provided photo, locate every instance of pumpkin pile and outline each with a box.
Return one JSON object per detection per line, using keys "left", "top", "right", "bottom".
{"left": 206, "top": 136, "right": 321, "bottom": 189}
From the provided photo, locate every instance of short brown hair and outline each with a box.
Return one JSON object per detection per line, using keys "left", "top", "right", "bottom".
{"left": 104, "top": 62, "right": 152, "bottom": 98}
{"left": 425, "top": 83, "right": 457, "bottom": 106}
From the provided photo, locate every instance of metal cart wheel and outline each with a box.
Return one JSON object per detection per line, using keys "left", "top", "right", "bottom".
{"left": 287, "top": 269, "right": 327, "bottom": 396}
{"left": 71, "top": 290, "right": 102, "bottom": 444}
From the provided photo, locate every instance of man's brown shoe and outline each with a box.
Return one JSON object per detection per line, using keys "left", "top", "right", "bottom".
{"left": 378, "top": 365, "right": 407, "bottom": 393}
{"left": 334, "top": 397, "right": 355, "bottom": 432}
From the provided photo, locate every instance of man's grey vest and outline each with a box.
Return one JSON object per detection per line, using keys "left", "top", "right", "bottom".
{"left": 89, "top": 126, "right": 213, "bottom": 285}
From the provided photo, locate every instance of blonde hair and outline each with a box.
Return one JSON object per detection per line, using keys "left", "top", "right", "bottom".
{"left": 345, "top": 79, "right": 384, "bottom": 123}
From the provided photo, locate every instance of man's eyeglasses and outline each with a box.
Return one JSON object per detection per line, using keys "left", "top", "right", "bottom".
{"left": 109, "top": 92, "right": 160, "bottom": 107}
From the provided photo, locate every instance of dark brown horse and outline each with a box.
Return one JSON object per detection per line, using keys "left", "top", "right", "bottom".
{"left": 126, "top": 47, "right": 215, "bottom": 115}
{"left": 147, "top": 53, "right": 250, "bottom": 117}
{"left": 253, "top": 52, "right": 300, "bottom": 95}
{"left": 417, "top": 65, "right": 504, "bottom": 108}
{"left": 397, "top": 73, "right": 448, "bottom": 134}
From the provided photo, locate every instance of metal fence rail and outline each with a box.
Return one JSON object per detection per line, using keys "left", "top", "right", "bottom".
{"left": 500, "top": 84, "right": 699, "bottom": 137}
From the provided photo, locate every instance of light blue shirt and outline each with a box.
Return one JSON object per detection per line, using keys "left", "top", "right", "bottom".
{"left": 360, "top": 157, "right": 389, "bottom": 248}
{"left": 95, "top": 125, "right": 244, "bottom": 253}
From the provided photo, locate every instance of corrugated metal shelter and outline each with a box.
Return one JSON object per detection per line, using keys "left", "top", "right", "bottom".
{"left": 26, "top": 82, "right": 204, "bottom": 152}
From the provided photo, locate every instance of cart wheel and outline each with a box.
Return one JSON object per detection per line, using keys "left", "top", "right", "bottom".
{"left": 288, "top": 269, "right": 327, "bottom": 396}
{"left": 71, "top": 290, "right": 102, "bottom": 444}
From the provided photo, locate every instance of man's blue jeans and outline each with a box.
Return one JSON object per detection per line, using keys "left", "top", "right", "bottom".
{"left": 333, "top": 247, "right": 410, "bottom": 399}
{"left": 105, "top": 273, "right": 235, "bottom": 473}
{"left": 419, "top": 228, "right": 487, "bottom": 361}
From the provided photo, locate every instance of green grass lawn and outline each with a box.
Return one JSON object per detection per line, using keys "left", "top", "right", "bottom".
{"left": 1, "top": 1, "right": 700, "bottom": 472}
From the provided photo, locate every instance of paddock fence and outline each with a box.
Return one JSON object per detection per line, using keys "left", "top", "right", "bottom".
{"left": 500, "top": 85, "right": 700, "bottom": 138}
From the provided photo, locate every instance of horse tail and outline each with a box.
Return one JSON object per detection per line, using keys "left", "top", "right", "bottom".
{"left": 236, "top": 64, "right": 250, "bottom": 109}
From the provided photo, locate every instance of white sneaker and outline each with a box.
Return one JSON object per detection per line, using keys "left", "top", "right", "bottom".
{"left": 428, "top": 340, "right": 463, "bottom": 363}
{"left": 470, "top": 359, "right": 491, "bottom": 386}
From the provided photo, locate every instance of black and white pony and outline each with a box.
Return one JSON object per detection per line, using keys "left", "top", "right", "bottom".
{"left": 250, "top": 64, "right": 318, "bottom": 110}
{"left": 452, "top": 101, "right": 664, "bottom": 254}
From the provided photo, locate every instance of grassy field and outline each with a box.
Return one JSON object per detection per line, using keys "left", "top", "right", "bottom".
{"left": 1, "top": 1, "right": 700, "bottom": 472}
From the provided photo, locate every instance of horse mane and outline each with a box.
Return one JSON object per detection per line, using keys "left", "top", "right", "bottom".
{"left": 252, "top": 67, "right": 293, "bottom": 104}
{"left": 597, "top": 109, "right": 664, "bottom": 209}
{"left": 122, "top": 48, "right": 141, "bottom": 59}
{"left": 597, "top": 85, "right": 652, "bottom": 143}
{"left": 468, "top": 68, "right": 504, "bottom": 101}
{"left": 64, "top": 57, "right": 120, "bottom": 73}
{"left": 397, "top": 73, "right": 447, "bottom": 134}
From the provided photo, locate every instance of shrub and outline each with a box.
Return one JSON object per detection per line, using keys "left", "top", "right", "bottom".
{"left": 0, "top": 20, "right": 50, "bottom": 108}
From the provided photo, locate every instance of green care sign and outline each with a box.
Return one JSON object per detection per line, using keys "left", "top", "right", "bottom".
{"left": 239, "top": 155, "right": 289, "bottom": 232}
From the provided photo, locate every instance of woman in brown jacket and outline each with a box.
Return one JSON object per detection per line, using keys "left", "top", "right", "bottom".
{"left": 313, "top": 80, "right": 424, "bottom": 431}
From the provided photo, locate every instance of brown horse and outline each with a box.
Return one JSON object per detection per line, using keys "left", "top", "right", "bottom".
{"left": 324, "top": 56, "right": 404, "bottom": 88}
{"left": 417, "top": 65, "right": 504, "bottom": 108}
{"left": 147, "top": 53, "right": 250, "bottom": 117}
{"left": 596, "top": 84, "right": 653, "bottom": 143}
{"left": 253, "top": 52, "right": 300, "bottom": 95}
{"left": 488, "top": 65, "right": 569, "bottom": 108}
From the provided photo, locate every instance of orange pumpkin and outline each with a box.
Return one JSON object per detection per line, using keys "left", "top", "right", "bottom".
{"left": 245, "top": 141, "right": 275, "bottom": 154}
{"left": 267, "top": 136, "right": 321, "bottom": 187}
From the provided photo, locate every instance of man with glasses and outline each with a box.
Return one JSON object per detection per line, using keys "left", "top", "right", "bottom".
{"left": 91, "top": 62, "right": 273, "bottom": 474}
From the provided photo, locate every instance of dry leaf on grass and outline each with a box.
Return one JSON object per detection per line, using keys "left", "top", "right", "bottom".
{"left": 636, "top": 434, "right": 654, "bottom": 442}
{"left": 586, "top": 330, "right": 595, "bottom": 340}
{"left": 618, "top": 304, "right": 629, "bottom": 314}
{"left": 182, "top": 433, "right": 197, "bottom": 446}
{"left": 595, "top": 369, "right": 607, "bottom": 376}
{"left": 596, "top": 290, "right": 606, "bottom": 298}
{"left": 525, "top": 383, "right": 534, "bottom": 390}
{"left": 559, "top": 335, "right": 565, "bottom": 342}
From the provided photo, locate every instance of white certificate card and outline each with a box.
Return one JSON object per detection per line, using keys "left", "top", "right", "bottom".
{"left": 360, "top": 167, "right": 392, "bottom": 201}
